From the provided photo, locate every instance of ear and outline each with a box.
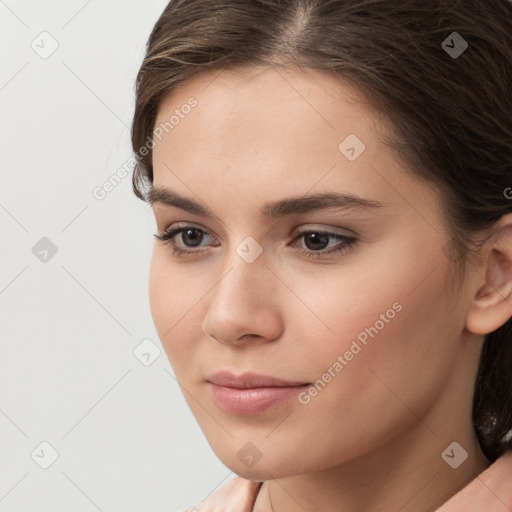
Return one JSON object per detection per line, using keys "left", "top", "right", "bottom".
{"left": 466, "top": 213, "right": 512, "bottom": 335}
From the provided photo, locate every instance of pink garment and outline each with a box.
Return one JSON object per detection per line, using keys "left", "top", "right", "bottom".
{"left": 435, "top": 451, "right": 512, "bottom": 511}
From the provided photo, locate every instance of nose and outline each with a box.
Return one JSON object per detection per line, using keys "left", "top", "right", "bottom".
{"left": 202, "top": 252, "right": 284, "bottom": 347}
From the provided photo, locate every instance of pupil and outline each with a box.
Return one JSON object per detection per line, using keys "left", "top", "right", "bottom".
{"left": 305, "top": 232, "right": 328, "bottom": 250}
{"left": 183, "top": 228, "right": 202, "bottom": 247}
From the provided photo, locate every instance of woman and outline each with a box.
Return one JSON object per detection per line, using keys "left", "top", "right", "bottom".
{"left": 130, "top": 1, "right": 512, "bottom": 510}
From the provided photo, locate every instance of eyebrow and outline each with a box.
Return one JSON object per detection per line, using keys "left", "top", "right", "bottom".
{"left": 147, "top": 186, "right": 386, "bottom": 220}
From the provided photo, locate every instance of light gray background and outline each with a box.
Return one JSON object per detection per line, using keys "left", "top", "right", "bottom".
{"left": 1, "top": 1, "right": 234, "bottom": 510}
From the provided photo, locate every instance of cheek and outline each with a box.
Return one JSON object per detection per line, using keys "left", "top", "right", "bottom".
{"left": 289, "top": 247, "right": 458, "bottom": 428}
{"left": 258, "top": 258, "right": 458, "bottom": 472}
{"left": 148, "top": 251, "right": 172, "bottom": 338}
{"left": 148, "top": 250, "right": 204, "bottom": 369}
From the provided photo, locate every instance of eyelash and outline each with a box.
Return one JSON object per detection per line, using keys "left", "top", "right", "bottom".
{"left": 153, "top": 224, "right": 357, "bottom": 260}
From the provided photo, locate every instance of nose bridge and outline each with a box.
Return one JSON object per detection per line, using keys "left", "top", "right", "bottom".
{"left": 202, "top": 242, "right": 282, "bottom": 344}
{"left": 214, "top": 243, "right": 271, "bottom": 314}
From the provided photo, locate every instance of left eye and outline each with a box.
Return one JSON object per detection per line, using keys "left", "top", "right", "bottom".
{"left": 292, "top": 230, "right": 357, "bottom": 259}
{"left": 154, "top": 225, "right": 357, "bottom": 259}
{"left": 297, "top": 231, "right": 347, "bottom": 251}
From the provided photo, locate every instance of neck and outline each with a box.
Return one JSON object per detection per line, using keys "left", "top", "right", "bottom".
{"left": 259, "top": 436, "right": 488, "bottom": 512}
{"left": 256, "top": 429, "right": 489, "bottom": 512}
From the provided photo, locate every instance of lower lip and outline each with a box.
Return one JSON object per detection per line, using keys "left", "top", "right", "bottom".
{"left": 208, "top": 382, "right": 310, "bottom": 415}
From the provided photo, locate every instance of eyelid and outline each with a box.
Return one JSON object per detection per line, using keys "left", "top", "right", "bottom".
{"left": 157, "top": 221, "right": 215, "bottom": 238}
{"left": 292, "top": 224, "right": 357, "bottom": 238}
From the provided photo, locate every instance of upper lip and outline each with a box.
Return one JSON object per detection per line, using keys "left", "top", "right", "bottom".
{"left": 207, "top": 371, "right": 309, "bottom": 389}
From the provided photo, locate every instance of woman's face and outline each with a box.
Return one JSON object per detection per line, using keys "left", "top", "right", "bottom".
{"left": 148, "top": 66, "right": 477, "bottom": 479}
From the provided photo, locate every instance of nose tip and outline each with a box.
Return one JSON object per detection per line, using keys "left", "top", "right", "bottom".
{"left": 202, "top": 261, "right": 283, "bottom": 347}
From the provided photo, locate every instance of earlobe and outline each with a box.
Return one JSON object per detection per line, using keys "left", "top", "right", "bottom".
{"left": 465, "top": 215, "right": 512, "bottom": 336}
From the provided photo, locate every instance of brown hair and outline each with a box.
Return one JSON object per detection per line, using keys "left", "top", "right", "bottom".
{"left": 131, "top": 0, "right": 512, "bottom": 462}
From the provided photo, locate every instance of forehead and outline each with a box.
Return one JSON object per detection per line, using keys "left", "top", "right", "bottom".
{"left": 157, "top": 65, "right": 370, "bottom": 110}
{"left": 154, "top": 65, "right": 382, "bottom": 137}
{"left": 152, "top": 66, "right": 386, "bottom": 174}
{"left": 150, "top": 66, "right": 438, "bottom": 222}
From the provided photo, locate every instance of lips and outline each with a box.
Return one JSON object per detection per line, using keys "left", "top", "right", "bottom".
{"left": 206, "top": 370, "right": 309, "bottom": 389}
{"left": 206, "top": 371, "right": 311, "bottom": 415}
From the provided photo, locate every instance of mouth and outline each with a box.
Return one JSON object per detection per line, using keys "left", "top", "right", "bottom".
{"left": 206, "top": 370, "right": 311, "bottom": 415}
{"left": 206, "top": 370, "right": 310, "bottom": 388}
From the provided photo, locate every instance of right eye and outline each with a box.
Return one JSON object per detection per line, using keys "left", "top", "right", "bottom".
{"left": 154, "top": 224, "right": 218, "bottom": 257}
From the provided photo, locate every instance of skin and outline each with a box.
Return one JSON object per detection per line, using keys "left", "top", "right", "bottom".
{"left": 192, "top": 452, "right": 512, "bottom": 511}
{"left": 147, "top": 65, "right": 512, "bottom": 511}
{"left": 187, "top": 476, "right": 262, "bottom": 512}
